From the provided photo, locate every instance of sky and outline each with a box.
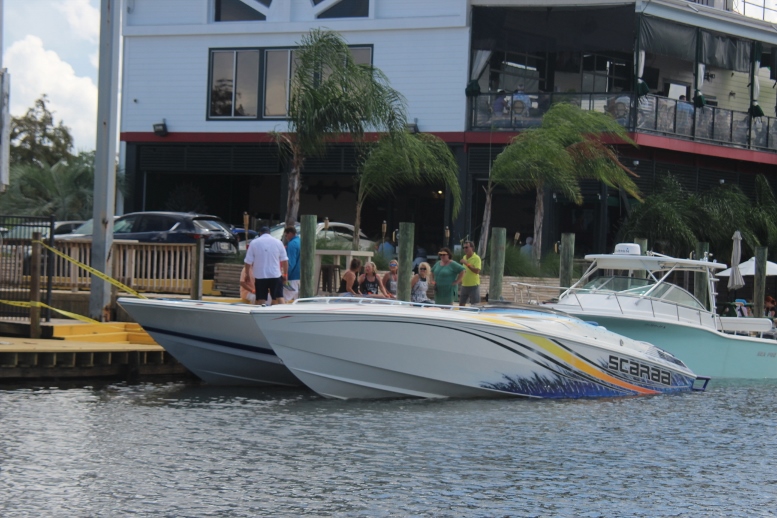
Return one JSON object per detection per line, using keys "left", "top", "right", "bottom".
{"left": 3, "top": 0, "right": 100, "bottom": 153}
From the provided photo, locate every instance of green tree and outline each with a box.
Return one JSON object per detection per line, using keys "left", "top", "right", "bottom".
{"left": 10, "top": 95, "right": 75, "bottom": 167}
{"left": 487, "top": 103, "right": 641, "bottom": 263}
{"left": 354, "top": 132, "right": 462, "bottom": 249}
{"left": 278, "top": 29, "right": 407, "bottom": 226}
{"left": 0, "top": 151, "right": 95, "bottom": 219}
{"left": 619, "top": 173, "right": 777, "bottom": 260}
{"left": 616, "top": 174, "right": 698, "bottom": 257}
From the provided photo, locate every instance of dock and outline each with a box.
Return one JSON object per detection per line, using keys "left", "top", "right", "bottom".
{"left": 0, "top": 320, "right": 190, "bottom": 382}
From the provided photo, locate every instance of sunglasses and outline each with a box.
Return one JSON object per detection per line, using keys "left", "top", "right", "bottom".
{"left": 389, "top": 263, "right": 398, "bottom": 267}
{"left": 438, "top": 253, "right": 448, "bottom": 257}
{"left": 420, "top": 267, "right": 427, "bottom": 270}
{"left": 463, "top": 245, "right": 471, "bottom": 249}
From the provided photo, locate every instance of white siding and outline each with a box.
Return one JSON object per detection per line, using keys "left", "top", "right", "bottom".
{"left": 121, "top": 0, "right": 471, "bottom": 134}
{"left": 126, "top": 0, "right": 208, "bottom": 26}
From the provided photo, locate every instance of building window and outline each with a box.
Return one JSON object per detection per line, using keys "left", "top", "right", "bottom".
{"left": 582, "top": 53, "right": 630, "bottom": 93}
{"left": 215, "top": 0, "right": 267, "bottom": 21}
{"left": 315, "top": 0, "right": 369, "bottom": 19}
{"left": 209, "top": 46, "right": 371, "bottom": 120}
{"left": 263, "top": 46, "right": 372, "bottom": 118}
{"left": 209, "top": 50, "right": 260, "bottom": 118}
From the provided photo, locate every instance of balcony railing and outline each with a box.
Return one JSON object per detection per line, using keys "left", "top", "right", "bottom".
{"left": 471, "top": 91, "right": 777, "bottom": 153}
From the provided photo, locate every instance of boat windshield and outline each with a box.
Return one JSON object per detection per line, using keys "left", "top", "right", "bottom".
{"left": 579, "top": 276, "right": 706, "bottom": 310}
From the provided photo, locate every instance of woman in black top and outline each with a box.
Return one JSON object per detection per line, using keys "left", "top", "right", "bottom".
{"left": 337, "top": 258, "right": 362, "bottom": 296}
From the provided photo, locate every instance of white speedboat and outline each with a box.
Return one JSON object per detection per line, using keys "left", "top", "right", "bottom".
{"left": 118, "top": 298, "right": 301, "bottom": 386}
{"left": 250, "top": 298, "right": 703, "bottom": 400}
{"left": 543, "top": 243, "right": 777, "bottom": 379}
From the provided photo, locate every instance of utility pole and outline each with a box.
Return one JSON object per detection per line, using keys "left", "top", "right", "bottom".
{"left": 90, "top": 0, "right": 121, "bottom": 320}
{"left": 0, "top": 0, "right": 11, "bottom": 193}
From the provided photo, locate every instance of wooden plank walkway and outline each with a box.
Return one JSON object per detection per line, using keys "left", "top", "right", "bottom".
{"left": 0, "top": 321, "right": 191, "bottom": 382}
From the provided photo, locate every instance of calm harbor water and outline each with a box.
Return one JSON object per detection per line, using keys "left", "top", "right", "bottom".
{"left": 1, "top": 379, "right": 776, "bottom": 517}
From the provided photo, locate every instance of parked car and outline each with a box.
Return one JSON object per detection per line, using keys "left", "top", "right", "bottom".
{"left": 269, "top": 221, "right": 376, "bottom": 251}
{"left": 230, "top": 226, "right": 259, "bottom": 251}
{"left": 57, "top": 212, "right": 238, "bottom": 278}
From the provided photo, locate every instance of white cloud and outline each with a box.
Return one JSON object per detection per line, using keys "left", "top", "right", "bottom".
{"left": 57, "top": 0, "right": 101, "bottom": 44}
{"left": 5, "top": 35, "right": 98, "bottom": 153}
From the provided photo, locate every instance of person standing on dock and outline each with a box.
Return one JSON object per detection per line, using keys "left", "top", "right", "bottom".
{"left": 244, "top": 226, "right": 288, "bottom": 305}
{"left": 283, "top": 226, "right": 301, "bottom": 301}
{"left": 459, "top": 241, "right": 481, "bottom": 306}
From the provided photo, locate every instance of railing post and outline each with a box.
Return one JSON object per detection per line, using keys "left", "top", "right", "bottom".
{"left": 397, "top": 222, "right": 414, "bottom": 302}
{"left": 191, "top": 237, "right": 204, "bottom": 300}
{"left": 489, "top": 227, "right": 506, "bottom": 301}
{"left": 30, "top": 232, "right": 41, "bottom": 339}
{"left": 300, "top": 215, "right": 317, "bottom": 299}
{"left": 559, "top": 233, "right": 575, "bottom": 291}
{"left": 694, "top": 242, "right": 709, "bottom": 311}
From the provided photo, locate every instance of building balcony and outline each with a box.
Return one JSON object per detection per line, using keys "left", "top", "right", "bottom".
{"left": 470, "top": 91, "right": 777, "bottom": 153}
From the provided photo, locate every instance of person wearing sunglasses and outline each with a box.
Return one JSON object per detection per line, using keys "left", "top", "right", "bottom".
{"left": 411, "top": 262, "right": 434, "bottom": 304}
{"left": 459, "top": 240, "right": 482, "bottom": 306}
{"left": 358, "top": 261, "right": 389, "bottom": 298}
{"left": 430, "top": 247, "right": 465, "bottom": 306}
{"left": 382, "top": 260, "right": 399, "bottom": 299}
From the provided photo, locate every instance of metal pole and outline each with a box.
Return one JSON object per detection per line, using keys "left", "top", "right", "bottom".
{"left": 90, "top": 0, "right": 120, "bottom": 320}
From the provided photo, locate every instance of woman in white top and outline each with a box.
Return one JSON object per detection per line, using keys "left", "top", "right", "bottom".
{"left": 382, "top": 259, "right": 399, "bottom": 299}
{"left": 411, "top": 262, "right": 433, "bottom": 304}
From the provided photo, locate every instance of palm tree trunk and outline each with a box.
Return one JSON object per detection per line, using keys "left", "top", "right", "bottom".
{"left": 532, "top": 186, "right": 544, "bottom": 266}
{"left": 477, "top": 181, "right": 493, "bottom": 260}
{"left": 285, "top": 156, "right": 302, "bottom": 227}
{"left": 353, "top": 197, "right": 363, "bottom": 251}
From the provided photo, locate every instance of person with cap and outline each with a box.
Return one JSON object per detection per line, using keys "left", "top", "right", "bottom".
{"left": 734, "top": 299, "right": 751, "bottom": 317}
{"left": 244, "top": 225, "right": 288, "bottom": 305}
{"left": 430, "top": 247, "right": 465, "bottom": 306}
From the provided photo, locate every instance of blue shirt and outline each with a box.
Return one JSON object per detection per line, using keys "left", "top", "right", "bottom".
{"left": 286, "top": 236, "right": 301, "bottom": 281}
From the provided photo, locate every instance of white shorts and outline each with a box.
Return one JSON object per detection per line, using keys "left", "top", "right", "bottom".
{"left": 283, "top": 279, "right": 300, "bottom": 301}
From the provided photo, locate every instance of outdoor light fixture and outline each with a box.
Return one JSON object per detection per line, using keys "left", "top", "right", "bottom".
{"left": 633, "top": 160, "right": 640, "bottom": 167}
{"left": 324, "top": 217, "right": 329, "bottom": 231}
{"left": 720, "top": 179, "right": 725, "bottom": 184}
{"left": 406, "top": 118, "right": 419, "bottom": 134}
{"left": 153, "top": 119, "right": 168, "bottom": 137}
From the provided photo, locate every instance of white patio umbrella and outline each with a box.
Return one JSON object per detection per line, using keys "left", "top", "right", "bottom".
{"left": 718, "top": 256, "right": 777, "bottom": 278}
{"left": 723, "top": 231, "right": 746, "bottom": 291}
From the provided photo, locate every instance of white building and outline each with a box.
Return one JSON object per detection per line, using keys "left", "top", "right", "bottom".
{"left": 119, "top": 0, "right": 777, "bottom": 254}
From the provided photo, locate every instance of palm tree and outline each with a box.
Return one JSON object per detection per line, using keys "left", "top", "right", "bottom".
{"left": 484, "top": 103, "right": 641, "bottom": 264}
{"left": 0, "top": 155, "right": 95, "bottom": 219}
{"left": 354, "top": 132, "right": 462, "bottom": 249}
{"left": 279, "top": 29, "right": 407, "bottom": 227}
{"left": 619, "top": 173, "right": 777, "bottom": 260}
{"left": 616, "top": 174, "right": 698, "bottom": 257}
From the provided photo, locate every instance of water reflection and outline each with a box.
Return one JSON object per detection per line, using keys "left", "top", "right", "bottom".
{"left": 2, "top": 380, "right": 776, "bottom": 515}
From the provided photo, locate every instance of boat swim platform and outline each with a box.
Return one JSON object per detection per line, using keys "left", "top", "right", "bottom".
{"left": 0, "top": 319, "right": 194, "bottom": 382}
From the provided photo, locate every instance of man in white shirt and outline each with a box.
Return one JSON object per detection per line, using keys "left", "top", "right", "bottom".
{"left": 244, "top": 226, "right": 288, "bottom": 305}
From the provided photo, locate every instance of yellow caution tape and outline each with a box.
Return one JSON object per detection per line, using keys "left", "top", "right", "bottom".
{"left": 0, "top": 299, "right": 101, "bottom": 324}
{"left": 33, "top": 240, "right": 148, "bottom": 299}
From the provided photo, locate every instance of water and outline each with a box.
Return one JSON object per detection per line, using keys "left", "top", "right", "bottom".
{"left": 1, "top": 380, "right": 776, "bottom": 517}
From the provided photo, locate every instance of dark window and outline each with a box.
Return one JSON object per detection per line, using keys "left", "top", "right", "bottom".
{"left": 209, "top": 50, "right": 260, "bottom": 118}
{"left": 318, "top": 0, "right": 369, "bottom": 19}
{"left": 215, "top": 0, "right": 266, "bottom": 21}
{"left": 137, "top": 216, "right": 178, "bottom": 233}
